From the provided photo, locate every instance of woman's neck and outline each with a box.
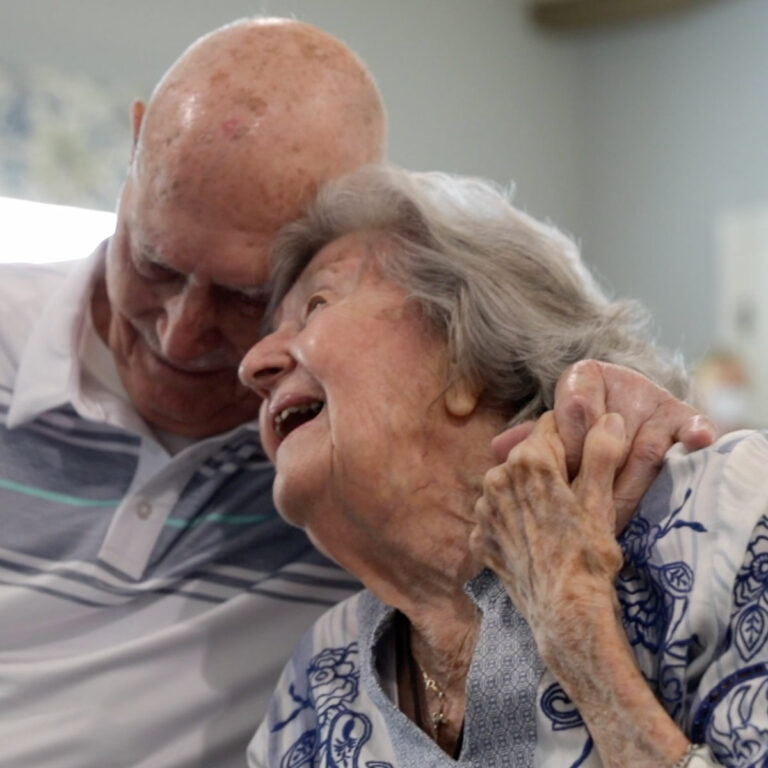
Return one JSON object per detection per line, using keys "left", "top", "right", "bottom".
{"left": 337, "top": 410, "right": 502, "bottom": 611}
{"left": 395, "top": 598, "right": 480, "bottom": 757}
{"left": 327, "top": 408, "right": 503, "bottom": 752}
{"left": 408, "top": 594, "right": 480, "bottom": 690}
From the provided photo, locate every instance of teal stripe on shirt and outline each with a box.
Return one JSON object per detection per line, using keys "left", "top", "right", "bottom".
{"left": 165, "top": 512, "right": 275, "bottom": 528}
{"left": 0, "top": 478, "right": 274, "bottom": 527}
{"left": 0, "top": 477, "right": 119, "bottom": 507}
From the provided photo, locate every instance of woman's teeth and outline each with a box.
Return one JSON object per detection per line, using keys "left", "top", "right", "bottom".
{"left": 274, "top": 401, "right": 324, "bottom": 439}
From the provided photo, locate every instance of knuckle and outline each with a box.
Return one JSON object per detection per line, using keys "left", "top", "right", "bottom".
{"left": 468, "top": 526, "right": 484, "bottom": 552}
{"left": 560, "top": 392, "right": 598, "bottom": 425}
{"left": 569, "top": 359, "right": 603, "bottom": 381}
{"left": 508, "top": 440, "right": 537, "bottom": 465}
{"left": 483, "top": 465, "right": 509, "bottom": 495}
{"left": 474, "top": 497, "right": 495, "bottom": 526}
{"left": 630, "top": 432, "right": 672, "bottom": 467}
{"left": 509, "top": 442, "right": 554, "bottom": 476}
{"left": 474, "top": 496, "right": 489, "bottom": 516}
{"left": 657, "top": 397, "right": 694, "bottom": 423}
{"left": 555, "top": 361, "right": 601, "bottom": 413}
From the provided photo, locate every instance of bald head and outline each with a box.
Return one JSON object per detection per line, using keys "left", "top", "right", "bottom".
{"left": 98, "top": 18, "right": 388, "bottom": 438}
{"left": 133, "top": 18, "right": 387, "bottom": 228}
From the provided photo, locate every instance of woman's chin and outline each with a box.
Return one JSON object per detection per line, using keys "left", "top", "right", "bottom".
{"left": 306, "top": 529, "right": 339, "bottom": 564}
{"left": 272, "top": 475, "right": 309, "bottom": 530}
{"left": 272, "top": 480, "right": 344, "bottom": 568}
{"left": 272, "top": 470, "right": 333, "bottom": 535}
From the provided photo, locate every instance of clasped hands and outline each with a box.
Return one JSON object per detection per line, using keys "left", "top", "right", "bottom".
{"left": 470, "top": 360, "right": 716, "bottom": 649}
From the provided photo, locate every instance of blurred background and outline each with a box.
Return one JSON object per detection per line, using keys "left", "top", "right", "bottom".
{"left": 1, "top": 0, "right": 766, "bottom": 427}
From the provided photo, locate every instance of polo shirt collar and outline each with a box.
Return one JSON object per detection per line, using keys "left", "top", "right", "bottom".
{"left": 7, "top": 241, "right": 259, "bottom": 451}
{"left": 7, "top": 240, "right": 113, "bottom": 428}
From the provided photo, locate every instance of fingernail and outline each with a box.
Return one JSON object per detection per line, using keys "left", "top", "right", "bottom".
{"left": 605, "top": 413, "right": 624, "bottom": 438}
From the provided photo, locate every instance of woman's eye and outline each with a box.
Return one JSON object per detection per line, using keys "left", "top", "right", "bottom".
{"left": 306, "top": 295, "right": 328, "bottom": 316}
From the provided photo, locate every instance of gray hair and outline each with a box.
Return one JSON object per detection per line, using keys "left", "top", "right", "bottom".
{"left": 267, "top": 165, "right": 687, "bottom": 423}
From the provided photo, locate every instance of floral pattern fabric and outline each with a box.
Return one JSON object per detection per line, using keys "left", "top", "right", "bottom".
{"left": 249, "top": 430, "right": 768, "bottom": 767}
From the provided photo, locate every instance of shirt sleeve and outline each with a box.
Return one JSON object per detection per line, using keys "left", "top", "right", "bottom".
{"left": 681, "top": 432, "right": 768, "bottom": 765}
{"left": 689, "top": 511, "right": 768, "bottom": 765}
{"left": 617, "top": 431, "right": 768, "bottom": 767}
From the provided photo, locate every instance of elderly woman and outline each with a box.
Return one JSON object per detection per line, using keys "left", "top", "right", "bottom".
{"left": 241, "top": 166, "right": 759, "bottom": 767}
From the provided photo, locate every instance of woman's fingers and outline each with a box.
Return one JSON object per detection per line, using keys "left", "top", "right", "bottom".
{"left": 473, "top": 467, "right": 525, "bottom": 565}
{"left": 573, "top": 413, "right": 628, "bottom": 506}
{"left": 490, "top": 421, "right": 534, "bottom": 462}
{"left": 518, "top": 411, "right": 568, "bottom": 482}
{"left": 553, "top": 360, "right": 716, "bottom": 532}
{"left": 573, "top": 413, "right": 629, "bottom": 493}
{"left": 472, "top": 412, "right": 570, "bottom": 601}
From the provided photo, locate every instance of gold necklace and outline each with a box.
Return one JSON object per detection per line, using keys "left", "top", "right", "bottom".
{"left": 420, "top": 666, "right": 447, "bottom": 731}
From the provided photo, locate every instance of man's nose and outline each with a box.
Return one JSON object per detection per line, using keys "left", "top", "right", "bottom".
{"left": 239, "top": 329, "right": 295, "bottom": 400}
{"left": 157, "top": 284, "right": 220, "bottom": 361}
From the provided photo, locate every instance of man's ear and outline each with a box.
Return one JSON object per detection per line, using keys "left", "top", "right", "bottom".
{"left": 445, "top": 377, "right": 480, "bottom": 418}
{"left": 130, "top": 100, "right": 146, "bottom": 156}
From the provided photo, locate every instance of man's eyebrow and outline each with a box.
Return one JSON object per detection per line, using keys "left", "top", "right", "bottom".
{"left": 137, "top": 245, "right": 270, "bottom": 299}
{"left": 137, "top": 245, "right": 177, "bottom": 270}
{"left": 223, "top": 283, "right": 272, "bottom": 301}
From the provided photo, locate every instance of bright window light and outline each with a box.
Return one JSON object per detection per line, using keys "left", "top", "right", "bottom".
{"left": 0, "top": 196, "right": 116, "bottom": 264}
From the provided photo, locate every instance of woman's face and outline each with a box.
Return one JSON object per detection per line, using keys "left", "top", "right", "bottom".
{"left": 239, "top": 232, "right": 457, "bottom": 553}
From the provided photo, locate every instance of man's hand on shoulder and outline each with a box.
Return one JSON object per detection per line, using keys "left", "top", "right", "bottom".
{"left": 491, "top": 360, "right": 717, "bottom": 532}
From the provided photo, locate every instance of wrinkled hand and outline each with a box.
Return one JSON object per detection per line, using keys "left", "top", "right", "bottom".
{"left": 491, "top": 361, "right": 716, "bottom": 531}
{"left": 471, "top": 412, "right": 627, "bottom": 657}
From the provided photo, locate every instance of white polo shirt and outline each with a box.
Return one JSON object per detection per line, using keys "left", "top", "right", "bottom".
{"left": 0, "top": 244, "right": 359, "bottom": 768}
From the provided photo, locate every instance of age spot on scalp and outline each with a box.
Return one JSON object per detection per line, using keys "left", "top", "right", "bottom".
{"left": 300, "top": 41, "right": 330, "bottom": 63}
{"left": 221, "top": 117, "right": 248, "bottom": 140}
{"left": 245, "top": 96, "right": 267, "bottom": 116}
{"left": 210, "top": 70, "right": 229, "bottom": 86}
{"left": 164, "top": 130, "right": 182, "bottom": 147}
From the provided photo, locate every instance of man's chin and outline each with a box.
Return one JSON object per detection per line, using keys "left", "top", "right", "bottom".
{"left": 137, "top": 399, "right": 250, "bottom": 438}
{"left": 127, "top": 376, "right": 260, "bottom": 438}
{"left": 139, "top": 344, "right": 230, "bottom": 381}
{"left": 115, "top": 344, "right": 260, "bottom": 436}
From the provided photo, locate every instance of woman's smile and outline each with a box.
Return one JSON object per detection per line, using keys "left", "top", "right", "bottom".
{"left": 241, "top": 231, "right": 465, "bottom": 550}
{"left": 272, "top": 398, "right": 325, "bottom": 440}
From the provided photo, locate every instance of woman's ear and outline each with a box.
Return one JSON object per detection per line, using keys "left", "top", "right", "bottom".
{"left": 445, "top": 377, "right": 480, "bottom": 418}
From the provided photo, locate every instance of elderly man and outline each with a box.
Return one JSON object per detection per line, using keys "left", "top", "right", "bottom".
{"left": 0, "top": 18, "right": 384, "bottom": 768}
{"left": 0, "top": 15, "right": 713, "bottom": 768}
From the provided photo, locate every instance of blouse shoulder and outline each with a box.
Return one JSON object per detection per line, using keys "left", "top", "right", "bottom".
{"left": 636, "top": 429, "right": 768, "bottom": 549}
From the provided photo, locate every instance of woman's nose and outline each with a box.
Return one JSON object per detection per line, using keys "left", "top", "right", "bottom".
{"left": 239, "top": 330, "right": 295, "bottom": 400}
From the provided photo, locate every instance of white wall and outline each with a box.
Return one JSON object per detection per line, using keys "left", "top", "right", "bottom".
{"left": 0, "top": 0, "right": 585, "bottom": 233}
{"left": 1, "top": 0, "right": 765, "bottom": 366}
{"left": 573, "top": 0, "right": 768, "bottom": 360}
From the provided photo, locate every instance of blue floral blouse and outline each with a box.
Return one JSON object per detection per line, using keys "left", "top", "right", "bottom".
{"left": 249, "top": 430, "right": 768, "bottom": 767}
